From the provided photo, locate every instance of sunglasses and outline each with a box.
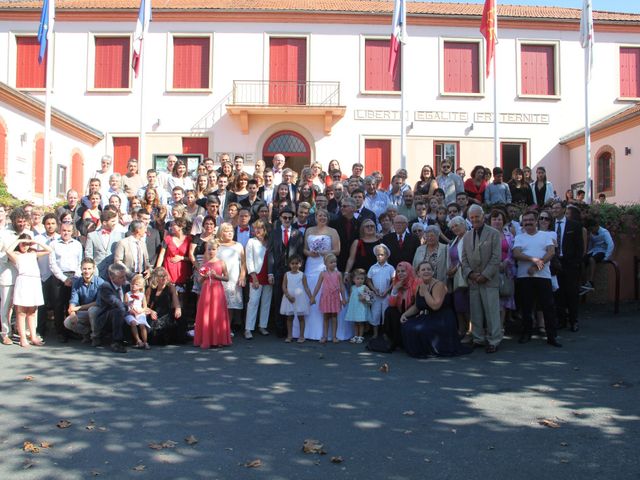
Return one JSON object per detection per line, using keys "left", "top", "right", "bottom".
{"left": 281, "top": 216, "right": 293, "bottom": 220}
{"left": 539, "top": 217, "right": 551, "bottom": 220}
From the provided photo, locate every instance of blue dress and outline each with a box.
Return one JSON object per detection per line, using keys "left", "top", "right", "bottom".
{"left": 401, "top": 284, "right": 472, "bottom": 358}
{"left": 344, "top": 285, "right": 370, "bottom": 323}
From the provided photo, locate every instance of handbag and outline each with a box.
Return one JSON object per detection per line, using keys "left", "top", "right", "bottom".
{"left": 499, "top": 273, "right": 514, "bottom": 297}
{"left": 366, "top": 334, "right": 394, "bottom": 353}
{"left": 149, "top": 313, "right": 172, "bottom": 332}
{"left": 452, "top": 266, "right": 467, "bottom": 290}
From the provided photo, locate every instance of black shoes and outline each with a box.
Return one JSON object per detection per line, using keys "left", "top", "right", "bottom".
{"left": 518, "top": 334, "right": 532, "bottom": 344}
{"left": 110, "top": 342, "right": 127, "bottom": 353}
{"left": 547, "top": 338, "right": 563, "bottom": 348}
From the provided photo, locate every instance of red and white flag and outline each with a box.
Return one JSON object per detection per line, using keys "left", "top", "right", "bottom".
{"left": 480, "top": 0, "right": 497, "bottom": 78}
{"left": 388, "top": 0, "right": 406, "bottom": 79}
{"left": 132, "top": 0, "right": 151, "bottom": 78}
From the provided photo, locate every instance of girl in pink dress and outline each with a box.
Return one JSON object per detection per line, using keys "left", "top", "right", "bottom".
{"left": 311, "top": 253, "right": 347, "bottom": 344}
{"left": 194, "top": 239, "right": 231, "bottom": 348}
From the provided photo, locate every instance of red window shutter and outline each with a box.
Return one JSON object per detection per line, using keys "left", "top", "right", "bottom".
{"left": 94, "top": 37, "right": 130, "bottom": 89}
{"left": 620, "top": 47, "right": 640, "bottom": 98}
{"left": 521, "top": 45, "right": 555, "bottom": 96}
{"left": 182, "top": 137, "right": 209, "bottom": 157}
{"left": 113, "top": 137, "right": 139, "bottom": 174}
{"left": 444, "top": 42, "right": 479, "bottom": 93}
{"left": 34, "top": 137, "right": 44, "bottom": 194}
{"left": 16, "top": 36, "right": 46, "bottom": 89}
{"left": 173, "top": 37, "right": 210, "bottom": 89}
{"left": 364, "top": 139, "right": 391, "bottom": 189}
{"left": 71, "top": 152, "right": 84, "bottom": 194}
{"left": 269, "top": 38, "right": 307, "bottom": 104}
{"left": 365, "top": 39, "right": 400, "bottom": 92}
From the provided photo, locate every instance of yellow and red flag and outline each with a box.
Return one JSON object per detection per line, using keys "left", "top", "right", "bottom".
{"left": 480, "top": 0, "right": 497, "bottom": 77}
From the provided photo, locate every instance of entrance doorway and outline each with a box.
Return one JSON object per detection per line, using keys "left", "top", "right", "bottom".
{"left": 501, "top": 142, "right": 527, "bottom": 182}
{"left": 262, "top": 130, "right": 311, "bottom": 175}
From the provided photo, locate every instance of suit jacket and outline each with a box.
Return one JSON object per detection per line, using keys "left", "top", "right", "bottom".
{"left": 558, "top": 217, "right": 584, "bottom": 268}
{"left": 330, "top": 214, "right": 360, "bottom": 272}
{"left": 353, "top": 207, "right": 377, "bottom": 227}
{"left": 95, "top": 280, "right": 130, "bottom": 318}
{"left": 382, "top": 231, "right": 421, "bottom": 268}
{"left": 114, "top": 235, "right": 151, "bottom": 280}
{"left": 461, "top": 225, "right": 501, "bottom": 288}
{"left": 144, "top": 226, "right": 162, "bottom": 266}
{"left": 267, "top": 224, "right": 304, "bottom": 276}
{"left": 239, "top": 197, "right": 265, "bottom": 221}
{"left": 85, "top": 229, "right": 125, "bottom": 279}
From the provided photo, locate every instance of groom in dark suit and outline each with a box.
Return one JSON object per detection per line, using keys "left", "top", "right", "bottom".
{"left": 94, "top": 263, "right": 129, "bottom": 352}
{"left": 267, "top": 207, "right": 304, "bottom": 337}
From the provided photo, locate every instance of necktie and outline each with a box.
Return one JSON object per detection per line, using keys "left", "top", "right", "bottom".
{"left": 398, "top": 234, "right": 404, "bottom": 248}
{"left": 137, "top": 240, "right": 145, "bottom": 273}
{"left": 556, "top": 221, "right": 563, "bottom": 254}
{"left": 117, "top": 287, "right": 124, "bottom": 302}
{"left": 283, "top": 228, "right": 289, "bottom": 248}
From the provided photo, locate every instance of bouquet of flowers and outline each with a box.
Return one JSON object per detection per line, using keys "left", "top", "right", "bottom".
{"left": 359, "top": 286, "right": 374, "bottom": 305}
{"left": 308, "top": 237, "right": 327, "bottom": 254}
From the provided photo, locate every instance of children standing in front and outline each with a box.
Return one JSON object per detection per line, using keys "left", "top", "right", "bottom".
{"left": 125, "top": 274, "right": 151, "bottom": 349}
{"left": 194, "top": 239, "right": 231, "bottom": 348}
{"left": 6, "top": 234, "right": 52, "bottom": 347}
{"left": 367, "top": 244, "right": 395, "bottom": 338}
{"left": 345, "top": 269, "right": 373, "bottom": 344}
{"left": 280, "top": 255, "right": 314, "bottom": 343}
{"left": 312, "top": 253, "right": 347, "bottom": 344}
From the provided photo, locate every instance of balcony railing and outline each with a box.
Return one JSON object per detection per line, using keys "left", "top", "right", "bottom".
{"left": 230, "top": 80, "right": 341, "bottom": 107}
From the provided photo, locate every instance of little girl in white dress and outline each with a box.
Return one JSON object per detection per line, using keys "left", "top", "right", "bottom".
{"left": 280, "top": 255, "right": 313, "bottom": 343}
{"left": 125, "top": 274, "right": 151, "bottom": 349}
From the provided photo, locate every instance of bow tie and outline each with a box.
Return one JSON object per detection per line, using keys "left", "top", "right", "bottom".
{"left": 298, "top": 223, "right": 307, "bottom": 227}
{"left": 101, "top": 230, "right": 111, "bottom": 235}
{"left": 239, "top": 227, "right": 249, "bottom": 232}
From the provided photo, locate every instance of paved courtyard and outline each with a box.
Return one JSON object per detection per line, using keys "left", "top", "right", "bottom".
{"left": 1, "top": 304, "right": 639, "bottom": 480}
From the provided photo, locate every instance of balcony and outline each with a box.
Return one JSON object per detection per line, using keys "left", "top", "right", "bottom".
{"left": 226, "top": 80, "right": 346, "bottom": 135}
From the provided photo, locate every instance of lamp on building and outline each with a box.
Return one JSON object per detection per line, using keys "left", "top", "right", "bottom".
{"left": 20, "top": 132, "right": 27, "bottom": 145}
{"left": 625, "top": 147, "right": 632, "bottom": 156}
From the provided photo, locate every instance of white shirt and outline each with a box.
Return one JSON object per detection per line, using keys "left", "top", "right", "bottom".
{"left": 514, "top": 231, "right": 554, "bottom": 279}
{"left": 367, "top": 262, "right": 395, "bottom": 294}
{"left": 49, "top": 238, "right": 83, "bottom": 282}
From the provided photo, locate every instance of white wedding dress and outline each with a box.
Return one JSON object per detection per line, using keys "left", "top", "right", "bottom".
{"left": 292, "top": 234, "right": 353, "bottom": 341}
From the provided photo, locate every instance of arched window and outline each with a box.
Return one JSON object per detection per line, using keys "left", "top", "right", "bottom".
{"left": 262, "top": 130, "right": 311, "bottom": 175}
{"left": 595, "top": 146, "right": 615, "bottom": 196}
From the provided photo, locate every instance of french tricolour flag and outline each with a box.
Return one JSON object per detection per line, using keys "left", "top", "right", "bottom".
{"left": 388, "top": 0, "right": 406, "bottom": 79}
{"left": 132, "top": 0, "right": 151, "bottom": 78}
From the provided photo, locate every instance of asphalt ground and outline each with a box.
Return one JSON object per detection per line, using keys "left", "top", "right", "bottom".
{"left": 1, "top": 303, "right": 639, "bottom": 480}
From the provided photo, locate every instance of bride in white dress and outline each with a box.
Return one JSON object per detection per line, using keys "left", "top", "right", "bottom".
{"left": 294, "top": 209, "right": 341, "bottom": 341}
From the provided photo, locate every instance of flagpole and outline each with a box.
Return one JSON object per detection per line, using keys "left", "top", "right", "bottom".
{"left": 492, "top": 52, "right": 499, "bottom": 168}
{"left": 138, "top": 44, "right": 146, "bottom": 168}
{"left": 400, "top": 41, "right": 406, "bottom": 170}
{"left": 584, "top": 41, "right": 591, "bottom": 204}
{"left": 42, "top": 0, "right": 54, "bottom": 205}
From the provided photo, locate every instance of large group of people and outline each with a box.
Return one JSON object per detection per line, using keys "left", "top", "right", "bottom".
{"left": 0, "top": 152, "right": 615, "bottom": 357}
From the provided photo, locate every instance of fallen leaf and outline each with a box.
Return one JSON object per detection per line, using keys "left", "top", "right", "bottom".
{"left": 488, "top": 446, "right": 495, "bottom": 450}
{"left": 185, "top": 435, "right": 198, "bottom": 445}
{"left": 24, "top": 376, "right": 34, "bottom": 381}
{"left": 57, "top": 419, "right": 72, "bottom": 429}
{"left": 244, "top": 459, "right": 262, "bottom": 468}
{"left": 161, "top": 440, "right": 177, "bottom": 449}
{"left": 538, "top": 419, "right": 561, "bottom": 428}
{"left": 571, "top": 411, "right": 586, "bottom": 418}
{"left": 302, "top": 439, "right": 326, "bottom": 455}
{"left": 39, "top": 441, "right": 53, "bottom": 449}
{"left": 560, "top": 442, "right": 569, "bottom": 447}
{"left": 97, "top": 427, "right": 107, "bottom": 432}
{"left": 402, "top": 410, "right": 415, "bottom": 416}
{"left": 22, "top": 460, "right": 35, "bottom": 469}
{"left": 23, "top": 441, "right": 40, "bottom": 453}
{"left": 90, "top": 470, "right": 101, "bottom": 476}
{"left": 318, "top": 354, "right": 325, "bottom": 360}
{"left": 331, "top": 456, "right": 343, "bottom": 464}
{"left": 560, "top": 459, "right": 569, "bottom": 464}
{"left": 611, "top": 381, "right": 628, "bottom": 388}
{"left": 132, "top": 464, "right": 146, "bottom": 472}
{"left": 451, "top": 428, "right": 457, "bottom": 434}
{"left": 424, "top": 458, "right": 432, "bottom": 463}
{"left": 379, "top": 363, "right": 390, "bottom": 373}
{"left": 148, "top": 442, "right": 163, "bottom": 450}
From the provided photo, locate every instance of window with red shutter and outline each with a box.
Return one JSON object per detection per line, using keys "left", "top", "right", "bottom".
{"left": 620, "top": 47, "right": 640, "bottom": 98}
{"left": 34, "top": 137, "right": 44, "bottom": 194}
{"left": 364, "top": 39, "right": 400, "bottom": 92}
{"left": 94, "top": 37, "right": 130, "bottom": 89}
{"left": 443, "top": 41, "right": 480, "bottom": 94}
{"left": 182, "top": 137, "right": 209, "bottom": 157}
{"left": 173, "top": 37, "right": 210, "bottom": 89}
{"left": 113, "top": 137, "right": 139, "bottom": 174}
{"left": 364, "top": 139, "right": 391, "bottom": 189}
{"left": 16, "top": 36, "right": 46, "bottom": 89}
{"left": 520, "top": 44, "right": 556, "bottom": 96}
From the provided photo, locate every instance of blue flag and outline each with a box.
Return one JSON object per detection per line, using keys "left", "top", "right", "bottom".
{"left": 37, "top": 0, "right": 50, "bottom": 64}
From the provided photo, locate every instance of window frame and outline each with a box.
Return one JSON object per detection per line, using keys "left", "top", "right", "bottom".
{"left": 87, "top": 33, "right": 133, "bottom": 93}
{"left": 618, "top": 44, "right": 640, "bottom": 101}
{"left": 166, "top": 33, "right": 213, "bottom": 93}
{"left": 439, "top": 37, "right": 485, "bottom": 97}
{"left": 516, "top": 39, "right": 561, "bottom": 100}
{"left": 11, "top": 32, "right": 50, "bottom": 92}
{"left": 433, "top": 140, "right": 460, "bottom": 172}
{"left": 595, "top": 146, "right": 615, "bottom": 197}
{"left": 56, "top": 164, "right": 68, "bottom": 197}
{"left": 360, "top": 35, "right": 401, "bottom": 96}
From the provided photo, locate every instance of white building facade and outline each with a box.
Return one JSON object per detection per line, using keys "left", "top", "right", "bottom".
{"left": 0, "top": 0, "right": 639, "bottom": 203}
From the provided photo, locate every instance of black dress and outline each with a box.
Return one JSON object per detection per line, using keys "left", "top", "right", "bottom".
{"left": 352, "top": 239, "right": 382, "bottom": 273}
{"left": 401, "top": 285, "right": 471, "bottom": 358}
{"left": 147, "top": 286, "right": 185, "bottom": 345}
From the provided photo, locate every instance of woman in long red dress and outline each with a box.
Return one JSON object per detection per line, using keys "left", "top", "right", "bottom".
{"left": 194, "top": 239, "right": 231, "bottom": 348}
{"left": 156, "top": 217, "right": 192, "bottom": 301}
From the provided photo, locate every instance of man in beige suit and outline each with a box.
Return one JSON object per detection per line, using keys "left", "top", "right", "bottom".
{"left": 114, "top": 220, "right": 151, "bottom": 280}
{"left": 461, "top": 204, "right": 502, "bottom": 353}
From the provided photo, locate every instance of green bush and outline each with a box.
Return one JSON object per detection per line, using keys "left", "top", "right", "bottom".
{"left": 0, "top": 176, "right": 25, "bottom": 209}
{"left": 588, "top": 203, "right": 640, "bottom": 237}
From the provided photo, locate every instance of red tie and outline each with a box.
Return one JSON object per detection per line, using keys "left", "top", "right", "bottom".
{"left": 283, "top": 228, "right": 289, "bottom": 247}
{"left": 398, "top": 234, "right": 404, "bottom": 248}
